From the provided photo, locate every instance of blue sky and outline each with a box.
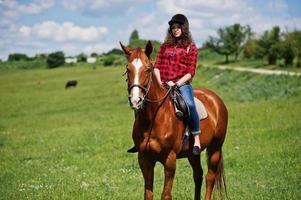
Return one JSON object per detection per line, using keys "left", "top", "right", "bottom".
{"left": 0, "top": 0, "right": 300, "bottom": 60}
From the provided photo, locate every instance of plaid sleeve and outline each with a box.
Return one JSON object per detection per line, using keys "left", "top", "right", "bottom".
{"left": 186, "top": 44, "right": 198, "bottom": 77}
{"left": 154, "top": 46, "right": 164, "bottom": 71}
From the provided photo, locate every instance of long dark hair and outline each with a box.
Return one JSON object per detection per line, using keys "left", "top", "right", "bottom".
{"left": 162, "top": 22, "right": 193, "bottom": 48}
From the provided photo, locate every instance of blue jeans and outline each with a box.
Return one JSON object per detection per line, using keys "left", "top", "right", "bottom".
{"left": 179, "top": 84, "right": 200, "bottom": 135}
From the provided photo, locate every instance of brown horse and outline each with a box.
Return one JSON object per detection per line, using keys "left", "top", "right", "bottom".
{"left": 120, "top": 41, "right": 228, "bottom": 200}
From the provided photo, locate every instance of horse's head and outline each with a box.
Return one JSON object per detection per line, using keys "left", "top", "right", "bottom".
{"left": 120, "top": 41, "right": 153, "bottom": 110}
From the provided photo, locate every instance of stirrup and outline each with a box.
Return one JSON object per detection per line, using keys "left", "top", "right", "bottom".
{"left": 180, "top": 129, "right": 190, "bottom": 151}
{"left": 175, "top": 105, "right": 184, "bottom": 117}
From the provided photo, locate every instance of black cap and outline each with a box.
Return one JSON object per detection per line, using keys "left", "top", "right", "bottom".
{"left": 168, "top": 14, "right": 188, "bottom": 26}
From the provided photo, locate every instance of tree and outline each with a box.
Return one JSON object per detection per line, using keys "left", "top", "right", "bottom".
{"left": 128, "top": 30, "right": 148, "bottom": 48}
{"left": 279, "top": 32, "right": 295, "bottom": 66}
{"left": 129, "top": 29, "right": 139, "bottom": 45}
{"left": 289, "top": 30, "right": 301, "bottom": 67}
{"left": 34, "top": 53, "right": 48, "bottom": 60}
{"left": 104, "top": 48, "right": 123, "bottom": 55}
{"left": 243, "top": 39, "right": 265, "bottom": 59}
{"left": 258, "top": 26, "right": 281, "bottom": 65}
{"left": 206, "top": 23, "right": 251, "bottom": 63}
{"left": 230, "top": 24, "right": 252, "bottom": 60}
{"left": 47, "top": 51, "right": 65, "bottom": 68}
{"left": 91, "top": 52, "right": 98, "bottom": 57}
{"left": 77, "top": 53, "right": 87, "bottom": 62}
{"left": 8, "top": 53, "right": 29, "bottom": 61}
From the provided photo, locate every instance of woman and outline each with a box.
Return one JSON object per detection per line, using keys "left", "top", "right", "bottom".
{"left": 154, "top": 14, "right": 201, "bottom": 155}
{"left": 128, "top": 14, "right": 201, "bottom": 155}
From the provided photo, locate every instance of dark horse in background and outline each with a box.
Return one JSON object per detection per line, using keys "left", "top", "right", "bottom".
{"left": 120, "top": 41, "right": 228, "bottom": 200}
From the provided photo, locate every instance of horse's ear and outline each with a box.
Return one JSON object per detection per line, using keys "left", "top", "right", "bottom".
{"left": 119, "top": 42, "right": 132, "bottom": 57}
{"left": 145, "top": 40, "right": 153, "bottom": 58}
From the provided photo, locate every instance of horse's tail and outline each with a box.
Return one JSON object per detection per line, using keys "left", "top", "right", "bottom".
{"left": 214, "top": 151, "right": 229, "bottom": 200}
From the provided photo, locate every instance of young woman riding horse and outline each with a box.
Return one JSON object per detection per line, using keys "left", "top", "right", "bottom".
{"left": 120, "top": 14, "right": 228, "bottom": 200}
{"left": 128, "top": 14, "right": 201, "bottom": 155}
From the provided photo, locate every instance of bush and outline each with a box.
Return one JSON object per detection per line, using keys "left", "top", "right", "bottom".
{"left": 47, "top": 51, "right": 65, "bottom": 68}
{"left": 0, "top": 59, "right": 47, "bottom": 69}
{"left": 103, "top": 55, "right": 116, "bottom": 66}
{"left": 104, "top": 48, "right": 123, "bottom": 55}
{"left": 77, "top": 53, "right": 87, "bottom": 62}
{"left": 8, "top": 53, "right": 29, "bottom": 61}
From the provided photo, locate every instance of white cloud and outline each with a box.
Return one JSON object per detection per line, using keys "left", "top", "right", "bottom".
{"left": 61, "top": 0, "right": 148, "bottom": 16}
{"left": 19, "top": 21, "right": 108, "bottom": 42}
{"left": 61, "top": 0, "right": 85, "bottom": 12}
{"left": 267, "top": 0, "right": 288, "bottom": 13}
{"left": 19, "top": 26, "right": 31, "bottom": 37}
{"left": 156, "top": 0, "right": 250, "bottom": 17}
{"left": 82, "top": 43, "right": 116, "bottom": 55}
{"left": 250, "top": 16, "right": 301, "bottom": 36}
{"left": 18, "top": 0, "right": 54, "bottom": 15}
{"left": 0, "top": 0, "right": 55, "bottom": 34}
{"left": 0, "top": 0, "right": 54, "bottom": 20}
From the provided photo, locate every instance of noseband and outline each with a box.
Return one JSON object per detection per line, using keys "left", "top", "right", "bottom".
{"left": 126, "top": 64, "right": 153, "bottom": 104}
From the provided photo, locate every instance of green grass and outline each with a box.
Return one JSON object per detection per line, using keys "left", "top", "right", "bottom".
{"left": 0, "top": 65, "right": 300, "bottom": 199}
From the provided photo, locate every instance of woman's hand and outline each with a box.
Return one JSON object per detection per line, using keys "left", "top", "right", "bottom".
{"left": 166, "top": 81, "right": 175, "bottom": 87}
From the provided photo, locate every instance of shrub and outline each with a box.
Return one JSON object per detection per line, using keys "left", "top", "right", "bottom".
{"left": 8, "top": 53, "right": 29, "bottom": 61}
{"left": 47, "top": 51, "right": 65, "bottom": 68}
{"left": 77, "top": 53, "right": 87, "bottom": 62}
{"left": 103, "top": 55, "right": 116, "bottom": 66}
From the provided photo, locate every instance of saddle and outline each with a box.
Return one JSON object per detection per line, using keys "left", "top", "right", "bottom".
{"left": 170, "top": 86, "right": 208, "bottom": 122}
{"left": 170, "top": 86, "right": 190, "bottom": 123}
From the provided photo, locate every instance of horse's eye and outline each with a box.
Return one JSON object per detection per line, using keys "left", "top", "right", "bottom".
{"left": 146, "top": 67, "right": 151, "bottom": 73}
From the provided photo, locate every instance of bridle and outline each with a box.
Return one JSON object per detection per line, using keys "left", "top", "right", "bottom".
{"left": 128, "top": 66, "right": 152, "bottom": 96}
{"left": 125, "top": 63, "right": 153, "bottom": 106}
{"left": 124, "top": 63, "right": 172, "bottom": 106}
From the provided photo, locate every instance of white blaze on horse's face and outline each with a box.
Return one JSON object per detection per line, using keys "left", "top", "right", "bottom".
{"left": 130, "top": 58, "right": 144, "bottom": 109}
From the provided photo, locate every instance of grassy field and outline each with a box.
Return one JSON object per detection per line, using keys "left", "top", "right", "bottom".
{"left": 0, "top": 65, "right": 300, "bottom": 200}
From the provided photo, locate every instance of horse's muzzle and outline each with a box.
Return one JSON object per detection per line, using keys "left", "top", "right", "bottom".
{"left": 129, "top": 96, "right": 144, "bottom": 110}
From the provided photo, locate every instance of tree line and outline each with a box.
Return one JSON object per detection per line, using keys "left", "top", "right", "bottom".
{"left": 6, "top": 51, "right": 100, "bottom": 68}
{"left": 206, "top": 23, "right": 301, "bottom": 67}
{"left": 4, "top": 25, "right": 301, "bottom": 69}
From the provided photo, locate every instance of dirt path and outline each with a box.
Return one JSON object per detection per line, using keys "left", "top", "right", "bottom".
{"left": 213, "top": 65, "right": 301, "bottom": 76}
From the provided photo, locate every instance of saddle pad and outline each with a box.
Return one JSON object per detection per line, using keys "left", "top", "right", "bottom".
{"left": 194, "top": 97, "right": 208, "bottom": 120}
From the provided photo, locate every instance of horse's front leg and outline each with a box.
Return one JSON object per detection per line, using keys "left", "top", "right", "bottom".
{"left": 138, "top": 153, "right": 155, "bottom": 200}
{"left": 161, "top": 151, "right": 177, "bottom": 200}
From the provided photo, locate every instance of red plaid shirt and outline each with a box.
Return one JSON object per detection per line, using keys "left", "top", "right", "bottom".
{"left": 154, "top": 43, "right": 198, "bottom": 83}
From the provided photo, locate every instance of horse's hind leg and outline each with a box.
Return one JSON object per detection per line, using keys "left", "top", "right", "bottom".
{"left": 188, "top": 155, "right": 203, "bottom": 200}
{"left": 204, "top": 144, "right": 222, "bottom": 200}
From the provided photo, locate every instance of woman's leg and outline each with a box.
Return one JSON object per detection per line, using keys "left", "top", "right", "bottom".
{"left": 179, "top": 84, "right": 201, "bottom": 155}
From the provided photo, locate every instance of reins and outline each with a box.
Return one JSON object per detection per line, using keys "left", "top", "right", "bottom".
{"left": 143, "top": 83, "right": 172, "bottom": 151}
{"left": 145, "top": 86, "right": 172, "bottom": 103}
{"left": 123, "top": 61, "right": 174, "bottom": 151}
